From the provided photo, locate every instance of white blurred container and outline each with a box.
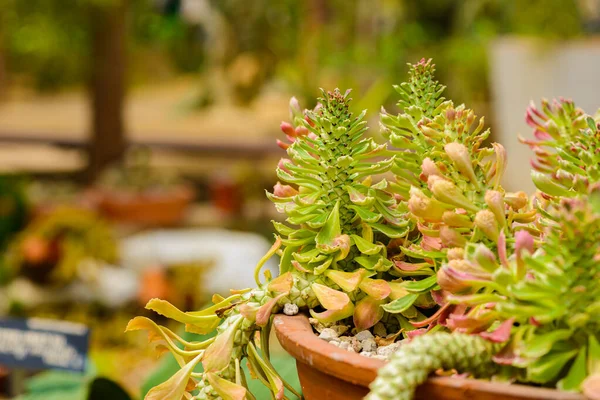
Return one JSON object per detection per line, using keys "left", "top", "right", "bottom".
{"left": 120, "top": 228, "right": 278, "bottom": 295}
{"left": 489, "top": 36, "right": 600, "bottom": 193}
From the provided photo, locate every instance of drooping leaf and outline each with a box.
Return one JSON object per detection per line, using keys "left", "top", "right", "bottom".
{"left": 203, "top": 317, "right": 243, "bottom": 373}
{"left": 359, "top": 278, "right": 391, "bottom": 300}
{"left": 256, "top": 293, "right": 286, "bottom": 327}
{"left": 354, "top": 297, "right": 384, "bottom": 331}
{"left": 310, "top": 301, "right": 355, "bottom": 324}
{"left": 267, "top": 272, "right": 293, "bottom": 294}
{"left": 145, "top": 353, "right": 202, "bottom": 400}
{"left": 145, "top": 299, "right": 221, "bottom": 334}
{"left": 206, "top": 373, "right": 247, "bottom": 400}
{"left": 325, "top": 269, "right": 368, "bottom": 292}
{"left": 311, "top": 283, "right": 351, "bottom": 311}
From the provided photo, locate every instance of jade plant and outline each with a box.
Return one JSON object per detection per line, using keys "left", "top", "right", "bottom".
{"left": 369, "top": 97, "right": 600, "bottom": 399}
{"left": 127, "top": 88, "right": 416, "bottom": 399}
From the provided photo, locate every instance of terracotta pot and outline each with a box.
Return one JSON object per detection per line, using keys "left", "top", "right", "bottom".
{"left": 273, "top": 314, "right": 585, "bottom": 400}
{"left": 95, "top": 186, "right": 194, "bottom": 226}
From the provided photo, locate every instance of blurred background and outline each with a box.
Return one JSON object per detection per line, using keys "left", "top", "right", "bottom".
{"left": 0, "top": 0, "right": 599, "bottom": 398}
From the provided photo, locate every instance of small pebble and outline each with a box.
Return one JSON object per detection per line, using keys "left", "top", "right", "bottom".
{"left": 362, "top": 338, "right": 377, "bottom": 352}
{"left": 372, "top": 354, "right": 388, "bottom": 361}
{"left": 351, "top": 337, "right": 362, "bottom": 352}
{"left": 331, "top": 325, "right": 349, "bottom": 336}
{"left": 310, "top": 318, "right": 331, "bottom": 333}
{"left": 376, "top": 342, "right": 401, "bottom": 358}
{"left": 338, "top": 341, "right": 350, "bottom": 351}
{"left": 373, "top": 322, "right": 387, "bottom": 338}
{"left": 283, "top": 303, "right": 299, "bottom": 316}
{"left": 329, "top": 340, "right": 341, "bottom": 347}
{"left": 318, "top": 328, "right": 339, "bottom": 342}
{"left": 360, "top": 351, "right": 374, "bottom": 357}
{"left": 355, "top": 330, "right": 374, "bottom": 342}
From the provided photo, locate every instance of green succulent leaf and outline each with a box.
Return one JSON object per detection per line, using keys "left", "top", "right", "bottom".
{"left": 557, "top": 346, "right": 588, "bottom": 392}
{"left": 527, "top": 349, "right": 578, "bottom": 384}
{"left": 315, "top": 202, "right": 341, "bottom": 247}
{"left": 351, "top": 234, "right": 384, "bottom": 255}
{"left": 382, "top": 293, "right": 420, "bottom": 314}
{"left": 370, "top": 223, "right": 409, "bottom": 238}
{"left": 401, "top": 275, "right": 438, "bottom": 293}
{"left": 522, "top": 329, "right": 573, "bottom": 359}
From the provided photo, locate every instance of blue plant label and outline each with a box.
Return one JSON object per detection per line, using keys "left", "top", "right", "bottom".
{"left": 0, "top": 317, "right": 90, "bottom": 373}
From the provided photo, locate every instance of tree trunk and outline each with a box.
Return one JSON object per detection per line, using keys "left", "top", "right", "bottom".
{"left": 86, "top": 0, "right": 128, "bottom": 182}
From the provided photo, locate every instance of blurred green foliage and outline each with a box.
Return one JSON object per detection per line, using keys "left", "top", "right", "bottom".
{"left": 0, "top": 0, "right": 586, "bottom": 107}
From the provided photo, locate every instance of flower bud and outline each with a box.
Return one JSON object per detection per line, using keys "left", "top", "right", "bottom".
{"left": 474, "top": 209, "right": 499, "bottom": 242}
{"left": 280, "top": 121, "right": 295, "bottom": 136}
{"left": 440, "top": 226, "right": 467, "bottom": 248}
{"left": 273, "top": 182, "right": 298, "bottom": 198}
{"left": 289, "top": 96, "right": 302, "bottom": 119}
{"left": 471, "top": 243, "right": 498, "bottom": 272}
{"left": 429, "top": 176, "right": 478, "bottom": 212}
{"left": 504, "top": 191, "right": 529, "bottom": 210}
{"left": 437, "top": 259, "right": 482, "bottom": 294}
{"left": 484, "top": 190, "right": 506, "bottom": 228}
{"left": 278, "top": 158, "right": 291, "bottom": 174}
{"left": 295, "top": 125, "right": 309, "bottom": 137}
{"left": 276, "top": 139, "right": 289, "bottom": 150}
{"left": 408, "top": 187, "right": 444, "bottom": 222}
{"left": 447, "top": 247, "right": 465, "bottom": 261}
{"left": 515, "top": 230, "right": 534, "bottom": 258}
{"left": 488, "top": 143, "right": 507, "bottom": 189}
{"left": 442, "top": 210, "right": 473, "bottom": 228}
{"left": 445, "top": 108, "right": 456, "bottom": 122}
{"left": 420, "top": 125, "right": 443, "bottom": 139}
{"left": 444, "top": 142, "right": 478, "bottom": 184}
{"left": 421, "top": 157, "right": 443, "bottom": 179}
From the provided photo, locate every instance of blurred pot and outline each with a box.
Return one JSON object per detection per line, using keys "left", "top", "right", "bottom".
{"left": 94, "top": 185, "right": 194, "bottom": 227}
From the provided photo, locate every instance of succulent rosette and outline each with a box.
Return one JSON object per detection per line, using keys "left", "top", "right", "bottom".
{"left": 370, "top": 78, "right": 600, "bottom": 400}
{"left": 380, "top": 59, "right": 536, "bottom": 327}
{"left": 436, "top": 102, "right": 600, "bottom": 395}
{"left": 128, "top": 89, "right": 415, "bottom": 400}
{"left": 522, "top": 98, "right": 600, "bottom": 201}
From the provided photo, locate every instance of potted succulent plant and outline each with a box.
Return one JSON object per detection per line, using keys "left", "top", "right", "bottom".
{"left": 128, "top": 59, "right": 599, "bottom": 400}
{"left": 4, "top": 207, "right": 118, "bottom": 286}
{"left": 91, "top": 147, "right": 195, "bottom": 227}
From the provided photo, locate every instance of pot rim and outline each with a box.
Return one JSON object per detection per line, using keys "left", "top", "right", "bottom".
{"left": 273, "top": 313, "right": 585, "bottom": 400}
